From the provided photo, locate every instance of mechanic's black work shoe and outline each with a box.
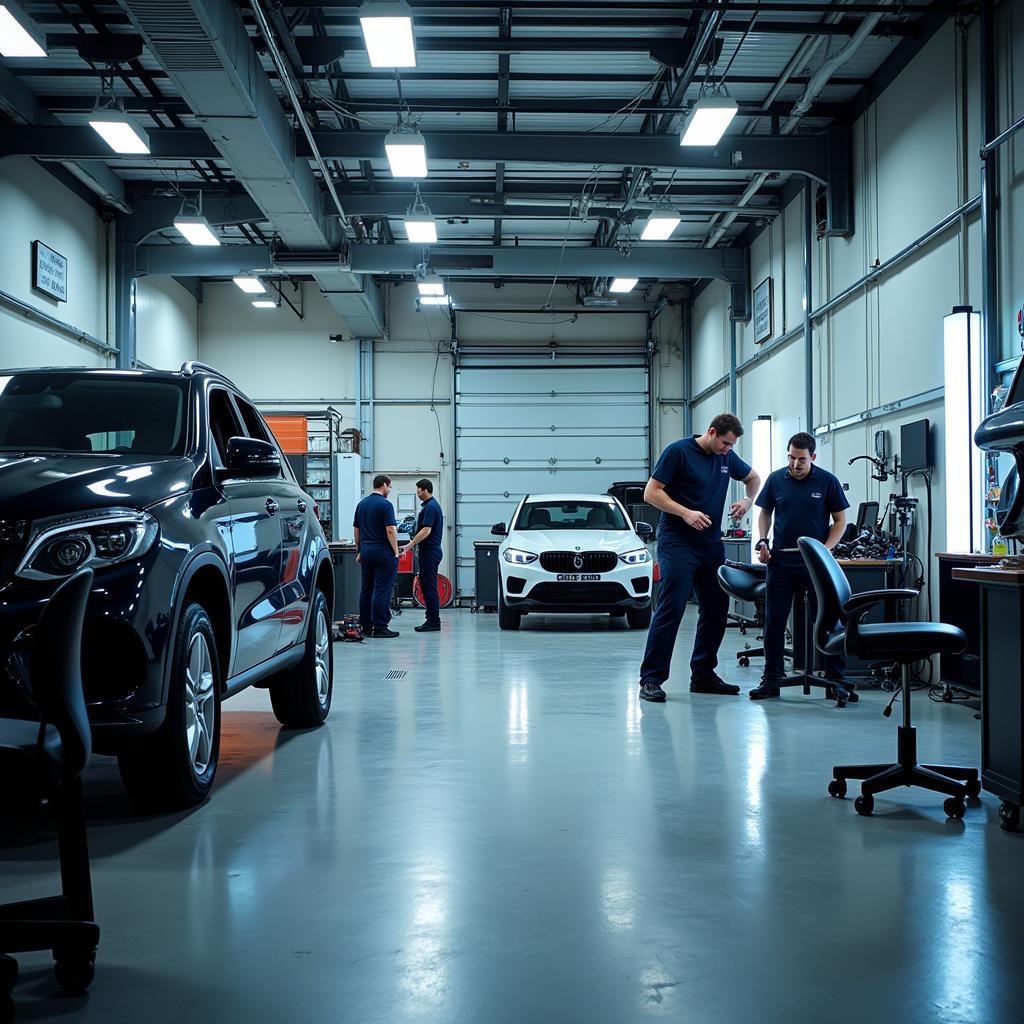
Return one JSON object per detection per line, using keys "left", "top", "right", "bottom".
{"left": 371, "top": 627, "right": 400, "bottom": 638}
{"left": 690, "top": 674, "right": 741, "bottom": 695}
{"left": 639, "top": 681, "right": 667, "bottom": 703}
{"left": 825, "top": 679, "right": 859, "bottom": 703}
{"left": 749, "top": 681, "right": 781, "bottom": 700}
{"left": 414, "top": 623, "right": 441, "bottom": 632}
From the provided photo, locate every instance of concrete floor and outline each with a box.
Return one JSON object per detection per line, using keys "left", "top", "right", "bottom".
{"left": 2, "top": 608, "right": 1022, "bottom": 1023}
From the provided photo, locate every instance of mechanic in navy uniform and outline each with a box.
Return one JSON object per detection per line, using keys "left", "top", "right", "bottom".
{"left": 405, "top": 478, "right": 444, "bottom": 633}
{"left": 354, "top": 473, "right": 401, "bottom": 638}
{"left": 638, "top": 413, "right": 761, "bottom": 703}
{"left": 749, "top": 431, "right": 853, "bottom": 701}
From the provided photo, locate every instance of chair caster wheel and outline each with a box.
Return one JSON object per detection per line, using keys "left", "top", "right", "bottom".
{"left": 965, "top": 778, "right": 981, "bottom": 799}
{"left": 828, "top": 779, "right": 847, "bottom": 799}
{"left": 854, "top": 795, "right": 874, "bottom": 816}
{"left": 943, "top": 798, "right": 966, "bottom": 821}
{"left": 54, "top": 953, "right": 95, "bottom": 995}
{"left": 738, "top": 656, "right": 750, "bottom": 668}
{"left": 999, "top": 801, "right": 1020, "bottom": 832}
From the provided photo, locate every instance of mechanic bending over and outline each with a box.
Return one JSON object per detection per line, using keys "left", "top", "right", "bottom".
{"left": 638, "top": 413, "right": 761, "bottom": 703}
{"left": 749, "top": 431, "right": 853, "bottom": 702}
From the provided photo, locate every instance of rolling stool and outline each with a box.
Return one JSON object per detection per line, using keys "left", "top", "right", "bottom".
{"left": 716, "top": 560, "right": 791, "bottom": 669}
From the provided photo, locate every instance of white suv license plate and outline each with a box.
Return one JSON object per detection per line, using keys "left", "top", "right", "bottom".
{"left": 556, "top": 573, "right": 601, "bottom": 582}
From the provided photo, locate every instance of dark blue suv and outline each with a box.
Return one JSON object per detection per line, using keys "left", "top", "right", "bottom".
{"left": 0, "top": 363, "right": 334, "bottom": 808}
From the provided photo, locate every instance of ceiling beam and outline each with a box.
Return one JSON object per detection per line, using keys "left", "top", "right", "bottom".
{"left": 1, "top": 127, "right": 836, "bottom": 181}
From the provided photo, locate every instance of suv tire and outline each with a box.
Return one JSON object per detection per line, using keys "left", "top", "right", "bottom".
{"left": 117, "top": 602, "right": 222, "bottom": 809}
{"left": 498, "top": 589, "right": 521, "bottom": 631}
{"left": 627, "top": 604, "right": 652, "bottom": 629}
{"left": 269, "top": 589, "right": 333, "bottom": 728}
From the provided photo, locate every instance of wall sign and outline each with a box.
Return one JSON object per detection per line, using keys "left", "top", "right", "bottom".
{"left": 32, "top": 241, "right": 68, "bottom": 303}
{"left": 753, "top": 276, "right": 773, "bottom": 344}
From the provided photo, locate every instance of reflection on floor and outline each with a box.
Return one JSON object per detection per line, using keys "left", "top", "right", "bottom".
{"left": 2, "top": 609, "right": 1021, "bottom": 1023}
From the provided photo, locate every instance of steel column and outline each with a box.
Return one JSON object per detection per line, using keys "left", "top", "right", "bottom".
{"left": 803, "top": 178, "right": 814, "bottom": 432}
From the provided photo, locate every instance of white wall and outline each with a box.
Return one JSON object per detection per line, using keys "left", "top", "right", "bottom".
{"left": 136, "top": 277, "right": 199, "bottom": 370}
{"left": 686, "top": 18, "right": 1021, "bottom": 614}
{"left": 0, "top": 157, "right": 111, "bottom": 368}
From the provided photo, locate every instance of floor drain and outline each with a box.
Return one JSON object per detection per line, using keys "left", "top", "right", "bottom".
{"left": 385, "top": 670, "right": 407, "bottom": 680}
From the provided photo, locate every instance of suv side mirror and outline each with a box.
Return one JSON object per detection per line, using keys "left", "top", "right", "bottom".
{"left": 221, "top": 436, "right": 281, "bottom": 479}
{"left": 491, "top": 522, "right": 508, "bottom": 537}
{"left": 635, "top": 521, "right": 654, "bottom": 541}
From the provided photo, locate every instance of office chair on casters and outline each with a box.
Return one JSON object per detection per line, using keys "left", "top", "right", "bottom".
{"left": 0, "top": 569, "right": 100, "bottom": 1021}
{"left": 799, "top": 538, "right": 980, "bottom": 819}
{"left": 717, "top": 561, "right": 776, "bottom": 667}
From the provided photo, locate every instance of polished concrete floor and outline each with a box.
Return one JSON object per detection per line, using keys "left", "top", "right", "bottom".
{"left": 2, "top": 608, "right": 1022, "bottom": 1023}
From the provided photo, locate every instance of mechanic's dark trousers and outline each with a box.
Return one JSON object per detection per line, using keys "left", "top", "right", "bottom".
{"left": 359, "top": 543, "right": 398, "bottom": 631}
{"left": 417, "top": 549, "right": 442, "bottom": 627}
{"left": 640, "top": 537, "right": 729, "bottom": 686}
{"left": 763, "top": 551, "right": 845, "bottom": 681}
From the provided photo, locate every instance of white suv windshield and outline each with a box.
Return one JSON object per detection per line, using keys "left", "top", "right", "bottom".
{"left": 515, "top": 501, "right": 627, "bottom": 531}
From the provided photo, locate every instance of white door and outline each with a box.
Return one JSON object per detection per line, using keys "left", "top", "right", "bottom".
{"left": 455, "top": 357, "right": 651, "bottom": 596}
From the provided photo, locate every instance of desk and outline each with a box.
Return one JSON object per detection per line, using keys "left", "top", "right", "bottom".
{"left": 937, "top": 552, "right": 1001, "bottom": 696}
{"left": 951, "top": 566, "right": 1024, "bottom": 830}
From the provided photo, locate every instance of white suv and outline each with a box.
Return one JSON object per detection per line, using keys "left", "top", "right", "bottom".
{"left": 491, "top": 493, "right": 655, "bottom": 631}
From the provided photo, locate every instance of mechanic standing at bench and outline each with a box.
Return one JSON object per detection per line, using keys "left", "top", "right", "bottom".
{"left": 749, "top": 431, "right": 851, "bottom": 700}
{"left": 638, "top": 413, "right": 761, "bottom": 703}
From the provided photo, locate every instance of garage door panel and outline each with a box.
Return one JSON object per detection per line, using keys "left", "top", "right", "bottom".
{"left": 455, "top": 361, "right": 650, "bottom": 596}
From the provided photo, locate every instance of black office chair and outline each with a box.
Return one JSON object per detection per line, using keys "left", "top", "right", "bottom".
{"left": 0, "top": 569, "right": 100, "bottom": 1019}
{"left": 717, "top": 561, "right": 774, "bottom": 666}
{"left": 799, "top": 538, "right": 980, "bottom": 818}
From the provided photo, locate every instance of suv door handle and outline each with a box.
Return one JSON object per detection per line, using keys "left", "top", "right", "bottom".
{"left": 297, "top": 499, "right": 307, "bottom": 513}
{"left": 266, "top": 498, "right": 280, "bottom": 515}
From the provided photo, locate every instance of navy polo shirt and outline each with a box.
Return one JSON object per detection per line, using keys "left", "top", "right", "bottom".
{"left": 416, "top": 496, "right": 444, "bottom": 556}
{"left": 755, "top": 464, "right": 849, "bottom": 551}
{"left": 353, "top": 492, "right": 397, "bottom": 546}
{"left": 652, "top": 436, "right": 752, "bottom": 545}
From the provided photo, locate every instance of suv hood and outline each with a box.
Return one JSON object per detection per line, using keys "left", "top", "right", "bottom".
{"left": 0, "top": 453, "right": 196, "bottom": 521}
{"left": 505, "top": 529, "right": 643, "bottom": 553}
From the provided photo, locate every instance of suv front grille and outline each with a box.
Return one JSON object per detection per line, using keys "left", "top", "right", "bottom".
{"left": 539, "top": 551, "right": 618, "bottom": 573}
{"left": 527, "top": 582, "right": 629, "bottom": 604}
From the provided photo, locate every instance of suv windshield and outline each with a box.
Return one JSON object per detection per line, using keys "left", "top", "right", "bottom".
{"left": 0, "top": 373, "right": 187, "bottom": 456}
{"left": 515, "top": 500, "right": 628, "bottom": 531}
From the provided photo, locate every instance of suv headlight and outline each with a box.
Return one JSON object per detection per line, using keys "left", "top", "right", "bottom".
{"left": 16, "top": 510, "right": 159, "bottom": 581}
{"left": 618, "top": 548, "right": 651, "bottom": 565}
{"left": 502, "top": 548, "right": 538, "bottom": 565}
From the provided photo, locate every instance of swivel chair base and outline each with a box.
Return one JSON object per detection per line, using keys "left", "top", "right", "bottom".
{"left": 828, "top": 667, "right": 980, "bottom": 817}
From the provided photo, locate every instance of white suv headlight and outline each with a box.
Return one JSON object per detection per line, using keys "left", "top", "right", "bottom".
{"left": 502, "top": 548, "right": 538, "bottom": 565}
{"left": 16, "top": 510, "right": 159, "bottom": 581}
{"left": 618, "top": 548, "right": 651, "bottom": 565}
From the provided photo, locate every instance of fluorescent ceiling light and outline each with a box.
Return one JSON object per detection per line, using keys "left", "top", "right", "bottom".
{"left": 419, "top": 295, "right": 451, "bottom": 306}
{"left": 750, "top": 416, "right": 773, "bottom": 559}
{"left": 88, "top": 107, "right": 150, "bottom": 155}
{"left": 417, "top": 279, "right": 445, "bottom": 296}
{"left": 359, "top": 0, "right": 415, "bottom": 68}
{"left": 609, "top": 277, "right": 638, "bottom": 294}
{"left": 173, "top": 215, "right": 220, "bottom": 247}
{"left": 0, "top": 3, "right": 47, "bottom": 58}
{"left": 385, "top": 127, "right": 428, "bottom": 178}
{"left": 404, "top": 216, "right": 437, "bottom": 244}
{"left": 680, "top": 95, "right": 738, "bottom": 147}
{"left": 233, "top": 276, "right": 266, "bottom": 295}
{"left": 252, "top": 300, "right": 277, "bottom": 309}
{"left": 640, "top": 215, "right": 681, "bottom": 241}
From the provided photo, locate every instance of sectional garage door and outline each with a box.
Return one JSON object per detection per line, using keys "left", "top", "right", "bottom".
{"left": 454, "top": 356, "right": 651, "bottom": 596}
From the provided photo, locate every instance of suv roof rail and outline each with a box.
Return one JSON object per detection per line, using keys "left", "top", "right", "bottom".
{"left": 179, "top": 361, "right": 236, "bottom": 386}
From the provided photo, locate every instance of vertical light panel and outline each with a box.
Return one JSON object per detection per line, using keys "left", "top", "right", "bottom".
{"left": 943, "top": 307, "right": 985, "bottom": 552}
{"left": 750, "top": 415, "right": 773, "bottom": 557}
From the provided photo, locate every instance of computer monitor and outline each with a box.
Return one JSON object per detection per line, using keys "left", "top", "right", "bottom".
{"left": 900, "top": 418, "right": 931, "bottom": 474}
{"left": 855, "top": 501, "right": 879, "bottom": 531}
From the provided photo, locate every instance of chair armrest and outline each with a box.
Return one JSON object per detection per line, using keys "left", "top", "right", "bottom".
{"left": 842, "top": 588, "right": 918, "bottom": 616}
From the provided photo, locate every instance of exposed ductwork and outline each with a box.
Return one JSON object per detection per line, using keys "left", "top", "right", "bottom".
{"left": 119, "top": 0, "right": 384, "bottom": 337}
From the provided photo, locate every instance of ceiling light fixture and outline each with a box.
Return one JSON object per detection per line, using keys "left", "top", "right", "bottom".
{"left": 609, "top": 277, "right": 638, "bottom": 294}
{"left": 173, "top": 193, "right": 220, "bottom": 246}
{"left": 385, "top": 125, "right": 428, "bottom": 178}
{"left": 417, "top": 278, "right": 445, "bottom": 296}
{"left": 680, "top": 94, "right": 738, "bottom": 147}
{"left": 419, "top": 295, "right": 451, "bottom": 307}
{"left": 640, "top": 215, "right": 681, "bottom": 241}
{"left": 0, "top": 1, "right": 46, "bottom": 57}
{"left": 359, "top": 0, "right": 416, "bottom": 68}
{"left": 404, "top": 214, "right": 437, "bottom": 244}
{"left": 252, "top": 300, "right": 278, "bottom": 309}
{"left": 233, "top": 276, "right": 266, "bottom": 295}
{"left": 88, "top": 104, "right": 150, "bottom": 155}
